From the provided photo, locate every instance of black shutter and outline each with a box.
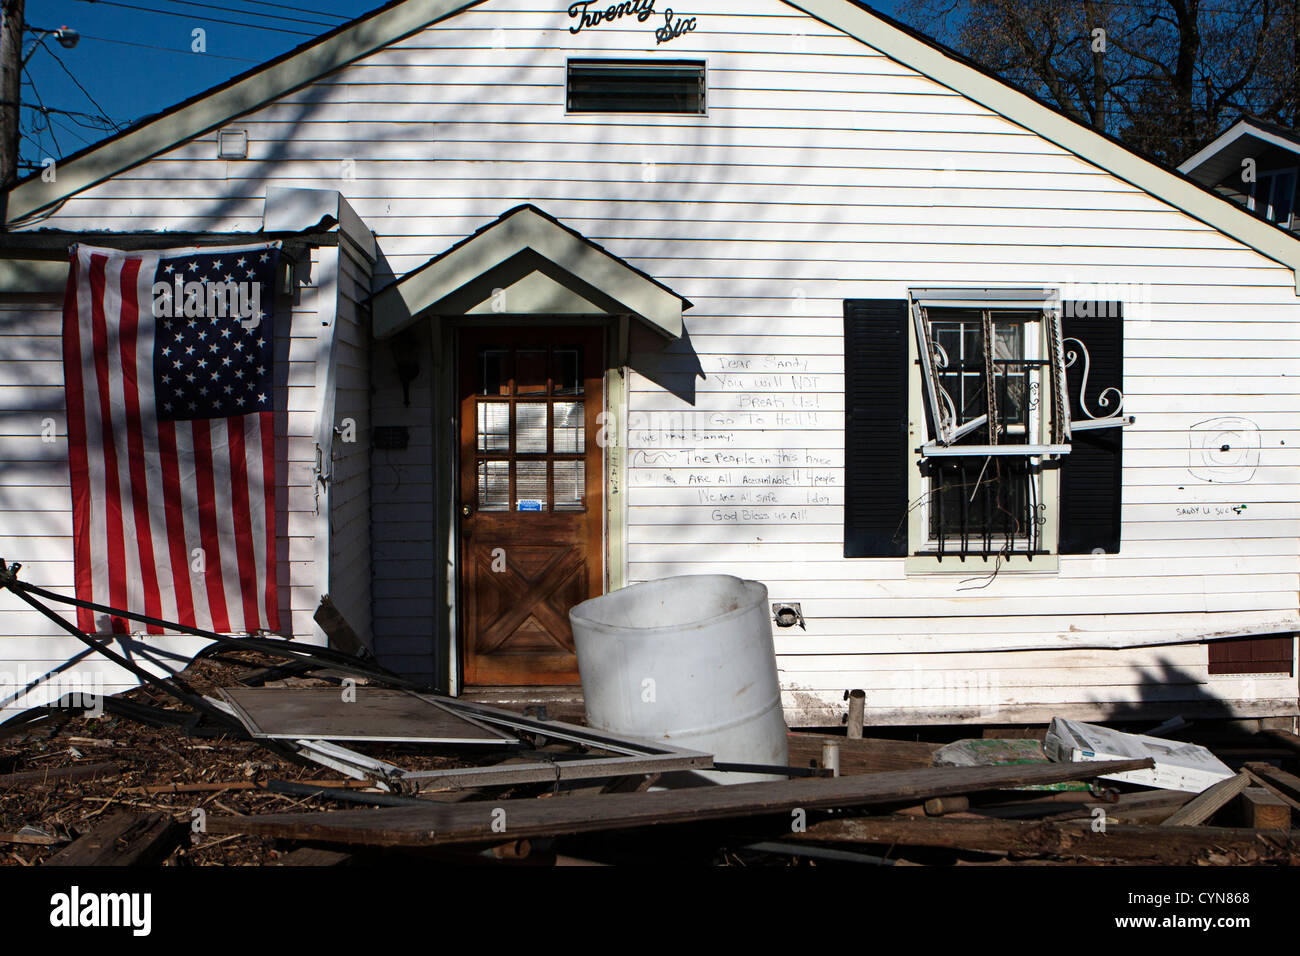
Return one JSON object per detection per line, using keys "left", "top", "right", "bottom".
{"left": 844, "top": 299, "right": 909, "bottom": 557}
{"left": 1058, "top": 300, "right": 1123, "bottom": 554}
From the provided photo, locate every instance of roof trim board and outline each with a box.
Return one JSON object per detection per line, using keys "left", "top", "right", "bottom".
{"left": 372, "top": 204, "right": 689, "bottom": 338}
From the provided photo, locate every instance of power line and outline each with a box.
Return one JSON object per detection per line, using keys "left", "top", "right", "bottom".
{"left": 32, "top": 37, "right": 122, "bottom": 131}
{"left": 152, "top": 0, "right": 346, "bottom": 31}
{"left": 19, "top": 71, "right": 64, "bottom": 159}
{"left": 75, "top": 31, "right": 261, "bottom": 63}
{"left": 73, "top": 0, "right": 318, "bottom": 38}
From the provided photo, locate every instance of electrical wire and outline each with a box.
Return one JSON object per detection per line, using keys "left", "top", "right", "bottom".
{"left": 75, "top": 31, "right": 261, "bottom": 63}
{"left": 73, "top": 0, "right": 319, "bottom": 38}
{"left": 152, "top": 0, "right": 348, "bottom": 31}
{"left": 31, "top": 36, "right": 121, "bottom": 131}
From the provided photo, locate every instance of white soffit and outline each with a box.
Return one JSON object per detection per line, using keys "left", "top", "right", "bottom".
{"left": 1179, "top": 119, "right": 1300, "bottom": 175}
{"left": 372, "top": 205, "right": 687, "bottom": 338}
{"left": 791, "top": 0, "right": 1300, "bottom": 294}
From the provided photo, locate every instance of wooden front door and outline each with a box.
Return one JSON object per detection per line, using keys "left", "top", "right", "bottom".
{"left": 457, "top": 326, "right": 604, "bottom": 685}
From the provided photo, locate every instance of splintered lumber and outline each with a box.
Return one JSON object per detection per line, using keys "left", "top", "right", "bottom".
{"left": 0, "top": 761, "right": 120, "bottom": 789}
{"left": 313, "top": 595, "right": 364, "bottom": 655}
{"left": 793, "top": 816, "right": 1300, "bottom": 865}
{"left": 1161, "top": 771, "right": 1251, "bottom": 826}
{"left": 1236, "top": 788, "right": 1292, "bottom": 830}
{"left": 203, "top": 757, "right": 1153, "bottom": 848}
{"left": 786, "top": 732, "right": 941, "bottom": 774}
{"left": 1245, "top": 762, "right": 1300, "bottom": 811}
{"left": 44, "top": 812, "right": 184, "bottom": 866}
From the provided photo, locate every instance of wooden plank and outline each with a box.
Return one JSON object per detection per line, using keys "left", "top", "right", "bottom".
{"left": 786, "top": 732, "right": 940, "bottom": 774}
{"left": 793, "top": 816, "right": 1300, "bottom": 864}
{"left": 273, "top": 846, "right": 353, "bottom": 866}
{"left": 1243, "top": 763, "right": 1300, "bottom": 812}
{"left": 1161, "top": 771, "right": 1252, "bottom": 826}
{"left": 44, "top": 812, "right": 184, "bottom": 866}
{"left": 0, "top": 829, "right": 61, "bottom": 846}
{"left": 0, "top": 762, "right": 120, "bottom": 789}
{"left": 1235, "top": 787, "right": 1291, "bottom": 830}
{"left": 203, "top": 757, "right": 1153, "bottom": 848}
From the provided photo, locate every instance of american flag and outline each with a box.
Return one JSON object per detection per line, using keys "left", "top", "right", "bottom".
{"left": 62, "top": 243, "right": 282, "bottom": 636}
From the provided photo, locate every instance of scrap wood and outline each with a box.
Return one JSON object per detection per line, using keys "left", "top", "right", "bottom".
{"left": 273, "top": 846, "right": 353, "bottom": 866}
{"left": 1161, "top": 771, "right": 1252, "bottom": 826}
{"left": 786, "top": 732, "right": 940, "bottom": 774}
{"left": 1244, "top": 762, "right": 1300, "bottom": 811}
{"left": 131, "top": 777, "right": 376, "bottom": 796}
{"left": 0, "top": 762, "right": 120, "bottom": 789}
{"left": 1261, "top": 729, "right": 1300, "bottom": 758}
{"left": 792, "top": 816, "right": 1300, "bottom": 865}
{"left": 1235, "top": 788, "right": 1291, "bottom": 830}
{"left": 44, "top": 811, "right": 185, "bottom": 867}
{"left": 0, "top": 828, "right": 63, "bottom": 846}
{"left": 201, "top": 757, "right": 1155, "bottom": 848}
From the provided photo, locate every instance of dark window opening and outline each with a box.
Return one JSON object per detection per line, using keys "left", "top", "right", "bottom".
{"left": 923, "top": 455, "right": 1045, "bottom": 559}
{"left": 567, "top": 59, "right": 706, "bottom": 114}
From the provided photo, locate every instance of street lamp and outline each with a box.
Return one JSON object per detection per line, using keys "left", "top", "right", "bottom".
{"left": 24, "top": 25, "right": 80, "bottom": 66}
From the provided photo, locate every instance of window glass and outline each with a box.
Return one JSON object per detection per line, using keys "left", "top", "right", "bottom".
{"left": 516, "top": 461, "right": 548, "bottom": 511}
{"left": 477, "top": 461, "right": 509, "bottom": 511}
{"left": 554, "top": 460, "right": 585, "bottom": 511}
{"left": 515, "top": 403, "right": 548, "bottom": 454}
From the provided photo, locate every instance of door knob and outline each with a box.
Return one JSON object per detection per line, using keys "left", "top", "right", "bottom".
{"left": 461, "top": 505, "right": 471, "bottom": 517}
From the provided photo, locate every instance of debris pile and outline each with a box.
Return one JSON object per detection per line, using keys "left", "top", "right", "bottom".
{"left": 0, "top": 562, "right": 1297, "bottom": 866}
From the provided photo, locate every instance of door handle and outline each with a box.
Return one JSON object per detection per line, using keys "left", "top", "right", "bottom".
{"left": 461, "top": 505, "right": 472, "bottom": 517}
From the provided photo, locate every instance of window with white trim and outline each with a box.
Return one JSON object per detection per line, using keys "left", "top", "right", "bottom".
{"left": 906, "top": 290, "right": 1126, "bottom": 561}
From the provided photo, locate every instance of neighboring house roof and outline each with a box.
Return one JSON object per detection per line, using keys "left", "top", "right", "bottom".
{"left": 372, "top": 204, "right": 691, "bottom": 339}
{"left": 8, "top": 0, "right": 1300, "bottom": 292}
{"left": 1178, "top": 115, "right": 1300, "bottom": 186}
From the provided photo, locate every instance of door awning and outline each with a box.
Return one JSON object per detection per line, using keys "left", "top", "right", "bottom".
{"left": 371, "top": 204, "right": 690, "bottom": 339}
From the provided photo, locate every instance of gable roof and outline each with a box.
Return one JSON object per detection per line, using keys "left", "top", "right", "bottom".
{"left": 1178, "top": 115, "right": 1300, "bottom": 186}
{"left": 372, "top": 204, "right": 690, "bottom": 338}
{"left": 8, "top": 0, "right": 1300, "bottom": 292}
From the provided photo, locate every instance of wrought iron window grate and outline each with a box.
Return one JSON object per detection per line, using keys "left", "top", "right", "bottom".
{"left": 921, "top": 455, "right": 1047, "bottom": 559}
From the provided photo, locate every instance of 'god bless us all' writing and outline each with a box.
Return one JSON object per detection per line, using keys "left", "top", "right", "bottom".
{"left": 567, "top": 1, "right": 698, "bottom": 44}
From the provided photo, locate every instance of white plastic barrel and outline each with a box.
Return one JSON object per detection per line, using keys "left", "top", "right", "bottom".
{"left": 569, "top": 575, "right": 788, "bottom": 785}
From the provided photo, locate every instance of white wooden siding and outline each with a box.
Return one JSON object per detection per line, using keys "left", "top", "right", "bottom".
{"left": 7, "top": 0, "right": 1299, "bottom": 723}
{"left": 0, "top": 266, "right": 329, "bottom": 719}
{"left": 327, "top": 239, "right": 374, "bottom": 649}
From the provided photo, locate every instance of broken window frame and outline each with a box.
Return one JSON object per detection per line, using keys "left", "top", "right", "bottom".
{"left": 907, "top": 289, "right": 1129, "bottom": 560}
{"left": 910, "top": 289, "right": 1075, "bottom": 451}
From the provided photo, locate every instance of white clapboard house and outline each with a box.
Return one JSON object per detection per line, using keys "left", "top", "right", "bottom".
{"left": 1, "top": 0, "right": 1298, "bottom": 727}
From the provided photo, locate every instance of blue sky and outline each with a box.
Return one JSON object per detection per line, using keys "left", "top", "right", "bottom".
{"left": 22, "top": 0, "right": 904, "bottom": 168}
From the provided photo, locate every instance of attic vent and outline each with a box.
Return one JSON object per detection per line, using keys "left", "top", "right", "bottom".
{"left": 566, "top": 59, "right": 705, "bottom": 114}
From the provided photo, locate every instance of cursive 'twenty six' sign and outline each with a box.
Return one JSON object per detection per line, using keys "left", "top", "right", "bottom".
{"left": 567, "top": 1, "right": 699, "bottom": 44}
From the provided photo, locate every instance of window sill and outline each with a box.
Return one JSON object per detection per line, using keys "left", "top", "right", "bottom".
{"left": 904, "top": 553, "right": 1059, "bottom": 575}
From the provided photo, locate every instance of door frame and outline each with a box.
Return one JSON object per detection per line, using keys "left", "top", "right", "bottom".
{"left": 434, "top": 314, "right": 627, "bottom": 695}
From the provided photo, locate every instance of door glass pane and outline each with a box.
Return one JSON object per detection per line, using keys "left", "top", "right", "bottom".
{"left": 516, "top": 461, "right": 548, "bottom": 511}
{"left": 515, "top": 349, "right": 548, "bottom": 395}
{"left": 477, "top": 461, "right": 509, "bottom": 511}
{"left": 552, "top": 401, "right": 584, "bottom": 454}
{"left": 553, "top": 347, "right": 583, "bottom": 396}
{"left": 554, "top": 460, "right": 584, "bottom": 510}
{"left": 480, "top": 349, "right": 509, "bottom": 396}
{"left": 516, "top": 403, "right": 548, "bottom": 454}
{"left": 477, "top": 403, "right": 510, "bottom": 452}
